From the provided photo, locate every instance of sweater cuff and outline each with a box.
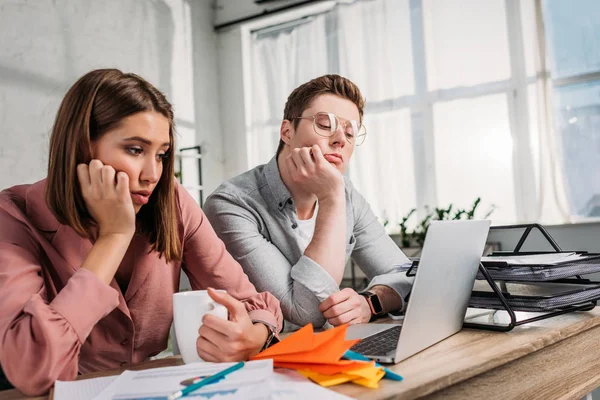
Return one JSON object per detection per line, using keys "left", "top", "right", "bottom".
{"left": 290, "top": 255, "right": 340, "bottom": 302}
{"left": 50, "top": 268, "right": 120, "bottom": 343}
{"left": 249, "top": 309, "right": 280, "bottom": 334}
{"left": 366, "top": 272, "right": 414, "bottom": 312}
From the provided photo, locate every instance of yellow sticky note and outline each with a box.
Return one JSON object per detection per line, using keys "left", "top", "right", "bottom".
{"left": 298, "top": 370, "right": 352, "bottom": 387}
{"left": 345, "top": 365, "right": 383, "bottom": 381}
{"left": 351, "top": 369, "right": 386, "bottom": 389}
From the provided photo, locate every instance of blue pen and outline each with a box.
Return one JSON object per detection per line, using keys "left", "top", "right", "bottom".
{"left": 343, "top": 350, "right": 403, "bottom": 381}
{"left": 167, "top": 361, "right": 245, "bottom": 400}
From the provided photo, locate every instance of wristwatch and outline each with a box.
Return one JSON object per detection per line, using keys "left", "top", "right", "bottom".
{"left": 259, "top": 323, "right": 278, "bottom": 353}
{"left": 359, "top": 291, "right": 385, "bottom": 318}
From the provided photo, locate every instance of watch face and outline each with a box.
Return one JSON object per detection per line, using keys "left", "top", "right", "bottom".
{"left": 370, "top": 294, "right": 384, "bottom": 315}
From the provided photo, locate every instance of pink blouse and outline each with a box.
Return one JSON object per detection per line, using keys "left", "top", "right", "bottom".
{"left": 0, "top": 180, "right": 282, "bottom": 395}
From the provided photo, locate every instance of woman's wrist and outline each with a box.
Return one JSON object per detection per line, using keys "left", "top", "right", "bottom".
{"left": 82, "top": 233, "right": 132, "bottom": 285}
{"left": 249, "top": 323, "right": 270, "bottom": 358}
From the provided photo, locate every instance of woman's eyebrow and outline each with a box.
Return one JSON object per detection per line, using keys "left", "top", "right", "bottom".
{"left": 123, "top": 136, "right": 170, "bottom": 147}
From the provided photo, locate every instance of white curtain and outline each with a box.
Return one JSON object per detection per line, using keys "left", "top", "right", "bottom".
{"left": 247, "top": 0, "right": 571, "bottom": 227}
{"left": 248, "top": 14, "right": 330, "bottom": 168}
{"left": 336, "top": 0, "right": 418, "bottom": 227}
{"left": 523, "top": 0, "right": 572, "bottom": 223}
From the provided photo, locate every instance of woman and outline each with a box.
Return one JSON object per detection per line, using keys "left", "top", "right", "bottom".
{"left": 0, "top": 69, "right": 282, "bottom": 396}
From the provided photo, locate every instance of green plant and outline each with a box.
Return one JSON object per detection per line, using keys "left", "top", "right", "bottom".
{"left": 399, "top": 209, "right": 416, "bottom": 247}
{"left": 398, "top": 197, "right": 495, "bottom": 248}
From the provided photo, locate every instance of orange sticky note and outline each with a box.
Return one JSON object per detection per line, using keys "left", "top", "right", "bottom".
{"left": 271, "top": 338, "right": 359, "bottom": 363}
{"left": 252, "top": 324, "right": 359, "bottom": 364}
{"left": 255, "top": 323, "right": 385, "bottom": 389}
{"left": 252, "top": 324, "right": 315, "bottom": 359}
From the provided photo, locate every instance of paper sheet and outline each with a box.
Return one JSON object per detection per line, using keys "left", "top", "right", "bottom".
{"left": 93, "top": 359, "right": 273, "bottom": 400}
{"left": 239, "top": 369, "right": 354, "bottom": 400}
{"left": 273, "top": 369, "right": 354, "bottom": 399}
{"left": 481, "top": 252, "right": 583, "bottom": 265}
{"left": 54, "top": 376, "right": 118, "bottom": 400}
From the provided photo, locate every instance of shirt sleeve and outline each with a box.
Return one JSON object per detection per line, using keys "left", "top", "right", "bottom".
{"left": 346, "top": 180, "right": 414, "bottom": 308}
{"left": 176, "top": 184, "right": 283, "bottom": 333}
{"left": 0, "top": 210, "right": 119, "bottom": 396}
{"left": 204, "top": 190, "right": 338, "bottom": 330}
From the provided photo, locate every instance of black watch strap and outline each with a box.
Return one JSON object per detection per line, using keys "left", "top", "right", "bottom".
{"left": 359, "top": 291, "right": 385, "bottom": 317}
{"left": 259, "top": 323, "right": 277, "bottom": 353}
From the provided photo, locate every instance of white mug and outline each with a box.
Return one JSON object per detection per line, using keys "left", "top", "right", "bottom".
{"left": 173, "top": 290, "right": 228, "bottom": 364}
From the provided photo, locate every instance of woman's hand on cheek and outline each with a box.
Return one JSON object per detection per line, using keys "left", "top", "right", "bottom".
{"left": 195, "top": 288, "right": 269, "bottom": 362}
{"left": 77, "top": 159, "right": 136, "bottom": 239}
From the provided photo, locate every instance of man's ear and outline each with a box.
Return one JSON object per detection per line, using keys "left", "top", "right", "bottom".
{"left": 280, "top": 120, "right": 293, "bottom": 144}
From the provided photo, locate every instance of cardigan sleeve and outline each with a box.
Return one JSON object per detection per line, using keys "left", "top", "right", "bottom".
{"left": 0, "top": 209, "right": 119, "bottom": 396}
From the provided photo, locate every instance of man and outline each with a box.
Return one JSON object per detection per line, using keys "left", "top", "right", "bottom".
{"left": 204, "top": 75, "right": 412, "bottom": 331}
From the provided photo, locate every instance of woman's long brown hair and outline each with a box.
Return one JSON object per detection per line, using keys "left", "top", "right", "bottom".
{"left": 46, "top": 69, "right": 181, "bottom": 261}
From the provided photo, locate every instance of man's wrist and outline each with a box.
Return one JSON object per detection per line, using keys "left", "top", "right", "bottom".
{"left": 317, "top": 188, "right": 345, "bottom": 205}
{"left": 359, "top": 290, "right": 385, "bottom": 318}
{"left": 358, "top": 295, "right": 373, "bottom": 322}
{"left": 369, "top": 285, "right": 403, "bottom": 314}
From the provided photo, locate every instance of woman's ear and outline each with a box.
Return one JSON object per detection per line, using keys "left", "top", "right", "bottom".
{"left": 280, "top": 120, "right": 293, "bottom": 144}
{"left": 90, "top": 141, "right": 97, "bottom": 160}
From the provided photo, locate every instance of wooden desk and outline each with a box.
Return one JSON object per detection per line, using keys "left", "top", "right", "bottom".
{"left": 4, "top": 308, "right": 600, "bottom": 400}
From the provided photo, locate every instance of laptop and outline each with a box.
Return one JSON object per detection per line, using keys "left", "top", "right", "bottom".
{"left": 345, "top": 220, "right": 491, "bottom": 364}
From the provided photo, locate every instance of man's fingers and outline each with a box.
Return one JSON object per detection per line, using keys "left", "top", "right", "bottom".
{"left": 298, "top": 147, "right": 313, "bottom": 167}
{"left": 322, "top": 301, "right": 353, "bottom": 319}
{"left": 327, "top": 308, "right": 357, "bottom": 326}
{"left": 310, "top": 145, "right": 325, "bottom": 163}
{"left": 285, "top": 154, "right": 299, "bottom": 173}
{"left": 319, "top": 289, "right": 352, "bottom": 313}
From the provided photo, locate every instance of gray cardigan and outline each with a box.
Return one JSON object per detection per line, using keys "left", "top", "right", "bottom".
{"left": 204, "top": 157, "right": 413, "bottom": 330}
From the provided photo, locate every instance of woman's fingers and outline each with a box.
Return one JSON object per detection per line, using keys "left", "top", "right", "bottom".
{"left": 101, "top": 165, "right": 116, "bottom": 191}
{"left": 195, "top": 336, "right": 221, "bottom": 362}
{"left": 76, "top": 164, "right": 91, "bottom": 189}
{"left": 115, "top": 171, "right": 130, "bottom": 201}
{"left": 88, "top": 159, "right": 104, "bottom": 186}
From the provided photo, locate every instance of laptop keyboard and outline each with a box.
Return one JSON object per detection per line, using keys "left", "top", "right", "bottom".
{"left": 350, "top": 325, "right": 402, "bottom": 356}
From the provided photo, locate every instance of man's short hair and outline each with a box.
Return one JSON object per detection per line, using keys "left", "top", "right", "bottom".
{"left": 276, "top": 74, "right": 365, "bottom": 157}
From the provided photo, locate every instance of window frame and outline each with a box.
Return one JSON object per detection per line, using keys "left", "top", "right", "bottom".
{"left": 232, "top": 0, "right": 586, "bottom": 225}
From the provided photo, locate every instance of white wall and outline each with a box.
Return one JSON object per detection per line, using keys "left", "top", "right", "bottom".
{"left": 216, "top": 27, "right": 251, "bottom": 180}
{"left": 0, "top": 0, "right": 224, "bottom": 197}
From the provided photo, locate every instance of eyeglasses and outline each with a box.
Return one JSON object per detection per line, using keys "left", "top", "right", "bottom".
{"left": 293, "top": 112, "right": 367, "bottom": 146}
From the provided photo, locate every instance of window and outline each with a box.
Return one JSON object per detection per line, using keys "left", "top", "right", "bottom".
{"left": 543, "top": 0, "right": 600, "bottom": 218}
{"left": 246, "top": 0, "right": 597, "bottom": 228}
